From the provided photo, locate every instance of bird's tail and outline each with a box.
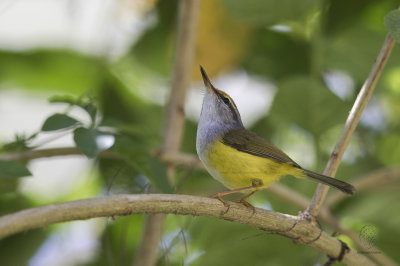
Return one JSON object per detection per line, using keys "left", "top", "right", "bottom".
{"left": 303, "top": 169, "right": 355, "bottom": 195}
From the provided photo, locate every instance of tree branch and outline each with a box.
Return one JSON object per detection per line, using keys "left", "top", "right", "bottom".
{"left": 304, "top": 33, "right": 396, "bottom": 220}
{"left": 2, "top": 147, "right": 397, "bottom": 264}
{"left": 267, "top": 184, "right": 397, "bottom": 266}
{"left": 137, "top": 0, "right": 201, "bottom": 264}
{"left": 133, "top": 214, "right": 165, "bottom": 266}
{"left": 1, "top": 147, "right": 118, "bottom": 162}
{"left": 0, "top": 194, "right": 374, "bottom": 266}
{"left": 160, "top": 0, "right": 201, "bottom": 181}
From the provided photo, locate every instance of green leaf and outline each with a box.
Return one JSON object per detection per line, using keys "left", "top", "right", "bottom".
{"left": 221, "top": 0, "right": 319, "bottom": 26}
{"left": 78, "top": 102, "right": 97, "bottom": 123}
{"left": 41, "top": 113, "right": 80, "bottom": 131}
{"left": 243, "top": 29, "right": 311, "bottom": 80}
{"left": 49, "top": 95, "right": 98, "bottom": 122}
{"left": 384, "top": 10, "right": 400, "bottom": 42}
{"left": 148, "top": 156, "right": 173, "bottom": 194}
{"left": 0, "top": 160, "right": 32, "bottom": 178}
{"left": 48, "top": 94, "right": 78, "bottom": 105}
{"left": 270, "top": 76, "right": 348, "bottom": 136}
{"left": 131, "top": 0, "right": 177, "bottom": 75}
{"left": 377, "top": 134, "right": 400, "bottom": 166}
{"left": 73, "top": 127, "right": 115, "bottom": 158}
{"left": 0, "top": 50, "right": 102, "bottom": 94}
{"left": 113, "top": 136, "right": 173, "bottom": 194}
{"left": 1, "top": 134, "right": 32, "bottom": 153}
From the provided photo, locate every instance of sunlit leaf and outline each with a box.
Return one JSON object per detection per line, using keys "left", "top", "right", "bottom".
{"left": 0, "top": 50, "right": 101, "bottom": 94}
{"left": 48, "top": 94, "right": 78, "bottom": 105}
{"left": 41, "top": 113, "right": 80, "bottom": 131}
{"left": 0, "top": 160, "right": 32, "bottom": 178}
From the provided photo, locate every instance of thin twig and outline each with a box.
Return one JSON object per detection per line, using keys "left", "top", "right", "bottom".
{"left": 0, "top": 147, "right": 200, "bottom": 167}
{"left": 0, "top": 194, "right": 376, "bottom": 266}
{"left": 304, "top": 34, "right": 396, "bottom": 220}
{"left": 1, "top": 147, "right": 118, "bottom": 162}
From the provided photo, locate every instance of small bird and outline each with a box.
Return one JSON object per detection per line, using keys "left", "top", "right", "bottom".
{"left": 196, "top": 66, "right": 355, "bottom": 209}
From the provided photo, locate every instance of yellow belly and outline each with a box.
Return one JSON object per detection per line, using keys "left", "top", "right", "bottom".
{"left": 205, "top": 140, "right": 304, "bottom": 190}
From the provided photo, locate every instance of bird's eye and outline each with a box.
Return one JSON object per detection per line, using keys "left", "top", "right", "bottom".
{"left": 222, "top": 97, "right": 230, "bottom": 104}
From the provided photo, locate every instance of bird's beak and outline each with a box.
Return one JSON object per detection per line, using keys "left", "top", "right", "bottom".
{"left": 200, "top": 66, "right": 217, "bottom": 94}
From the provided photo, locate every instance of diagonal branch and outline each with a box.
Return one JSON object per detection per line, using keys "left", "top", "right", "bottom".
{"left": 2, "top": 147, "right": 398, "bottom": 264}
{"left": 304, "top": 33, "right": 396, "bottom": 220}
{"left": 0, "top": 194, "right": 375, "bottom": 266}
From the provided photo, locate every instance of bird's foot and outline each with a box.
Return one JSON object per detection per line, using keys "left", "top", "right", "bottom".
{"left": 210, "top": 193, "right": 230, "bottom": 214}
{"left": 236, "top": 199, "right": 256, "bottom": 215}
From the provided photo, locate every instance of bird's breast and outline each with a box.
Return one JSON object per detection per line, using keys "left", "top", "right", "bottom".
{"left": 202, "top": 140, "right": 302, "bottom": 190}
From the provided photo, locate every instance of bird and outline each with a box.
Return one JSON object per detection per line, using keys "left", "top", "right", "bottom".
{"left": 196, "top": 66, "right": 355, "bottom": 209}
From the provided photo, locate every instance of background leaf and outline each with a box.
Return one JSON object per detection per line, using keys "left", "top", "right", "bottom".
{"left": 384, "top": 10, "right": 400, "bottom": 42}
{"left": 41, "top": 113, "right": 80, "bottom": 131}
{"left": 270, "top": 76, "right": 349, "bottom": 136}
{"left": 112, "top": 136, "right": 173, "bottom": 194}
{"left": 1, "top": 1, "right": 400, "bottom": 265}
{"left": 73, "top": 127, "right": 114, "bottom": 158}
{"left": 221, "top": 0, "right": 319, "bottom": 26}
{"left": 48, "top": 94, "right": 79, "bottom": 105}
{"left": 0, "top": 160, "right": 32, "bottom": 178}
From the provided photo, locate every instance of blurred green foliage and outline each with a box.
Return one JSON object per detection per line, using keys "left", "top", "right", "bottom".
{"left": 0, "top": 0, "right": 400, "bottom": 265}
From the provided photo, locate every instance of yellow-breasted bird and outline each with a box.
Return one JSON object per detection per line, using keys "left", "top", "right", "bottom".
{"left": 196, "top": 66, "right": 355, "bottom": 208}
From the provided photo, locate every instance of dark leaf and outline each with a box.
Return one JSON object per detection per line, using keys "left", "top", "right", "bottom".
{"left": 113, "top": 136, "right": 173, "bottom": 193}
{"left": 1, "top": 134, "right": 31, "bottom": 152}
{"left": 41, "top": 113, "right": 80, "bottom": 131}
{"left": 0, "top": 160, "right": 32, "bottom": 178}
{"left": 270, "top": 76, "right": 348, "bottom": 136}
{"left": 78, "top": 102, "right": 97, "bottom": 123}
{"left": 148, "top": 156, "right": 173, "bottom": 194}
{"left": 73, "top": 127, "right": 114, "bottom": 158}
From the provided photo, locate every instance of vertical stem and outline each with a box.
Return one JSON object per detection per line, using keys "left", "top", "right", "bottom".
{"left": 161, "top": 0, "right": 201, "bottom": 182}
{"left": 304, "top": 34, "right": 396, "bottom": 220}
{"left": 133, "top": 214, "right": 165, "bottom": 266}
{"left": 134, "top": 0, "right": 201, "bottom": 265}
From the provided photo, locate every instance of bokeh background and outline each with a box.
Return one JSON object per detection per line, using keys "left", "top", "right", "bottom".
{"left": 0, "top": 0, "right": 400, "bottom": 265}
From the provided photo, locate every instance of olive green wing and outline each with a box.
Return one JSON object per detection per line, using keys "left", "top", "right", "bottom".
{"left": 221, "top": 129, "right": 301, "bottom": 167}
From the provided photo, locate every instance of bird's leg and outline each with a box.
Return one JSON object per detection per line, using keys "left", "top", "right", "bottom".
{"left": 210, "top": 185, "right": 259, "bottom": 212}
{"left": 236, "top": 179, "right": 263, "bottom": 213}
{"left": 237, "top": 190, "right": 258, "bottom": 211}
{"left": 210, "top": 191, "right": 230, "bottom": 208}
{"left": 210, "top": 179, "right": 263, "bottom": 213}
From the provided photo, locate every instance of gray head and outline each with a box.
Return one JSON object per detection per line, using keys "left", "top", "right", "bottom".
{"left": 196, "top": 66, "right": 244, "bottom": 154}
{"left": 198, "top": 66, "right": 244, "bottom": 130}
